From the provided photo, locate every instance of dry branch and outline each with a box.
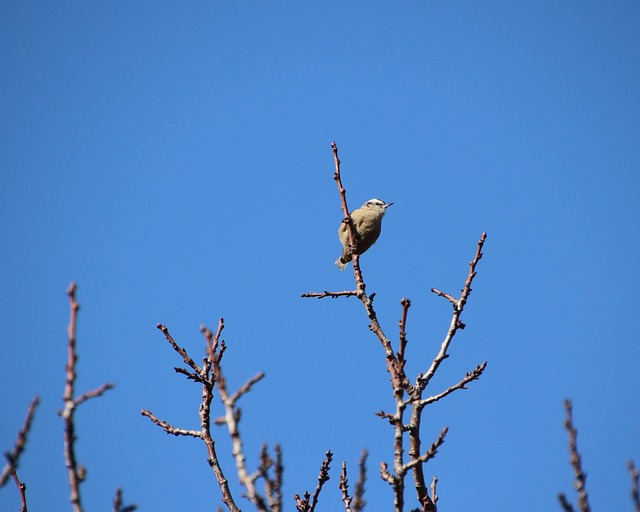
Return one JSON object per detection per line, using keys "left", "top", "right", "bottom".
{"left": 302, "top": 142, "right": 487, "bottom": 512}
{"left": 340, "top": 461, "right": 353, "bottom": 512}
{"left": 141, "top": 322, "right": 241, "bottom": 512}
{"left": 112, "top": 487, "right": 137, "bottom": 512}
{"left": 59, "top": 282, "right": 115, "bottom": 512}
{"left": 295, "top": 451, "right": 333, "bottom": 512}
{"left": 0, "top": 396, "right": 39, "bottom": 487}
{"left": 629, "top": 460, "right": 640, "bottom": 512}
{"left": 353, "top": 450, "right": 368, "bottom": 512}
{"left": 559, "top": 399, "right": 591, "bottom": 512}
{"left": 6, "top": 458, "right": 28, "bottom": 512}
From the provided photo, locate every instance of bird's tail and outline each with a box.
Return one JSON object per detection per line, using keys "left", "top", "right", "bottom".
{"left": 335, "top": 258, "right": 348, "bottom": 271}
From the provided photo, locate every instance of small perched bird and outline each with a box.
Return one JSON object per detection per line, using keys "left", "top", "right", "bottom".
{"left": 336, "top": 198, "right": 393, "bottom": 270}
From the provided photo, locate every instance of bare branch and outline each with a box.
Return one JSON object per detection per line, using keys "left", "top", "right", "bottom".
{"left": 0, "top": 396, "right": 39, "bottom": 487}
{"left": 301, "top": 290, "right": 359, "bottom": 299}
{"left": 75, "top": 382, "right": 115, "bottom": 406}
{"left": 402, "top": 427, "right": 448, "bottom": 473}
{"left": 230, "top": 372, "right": 266, "bottom": 406}
{"left": 430, "top": 475, "right": 438, "bottom": 511}
{"left": 112, "top": 487, "right": 137, "bottom": 512}
{"left": 353, "top": 450, "right": 368, "bottom": 512}
{"left": 629, "top": 460, "right": 640, "bottom": 512}
{"left": 561, "top": 399, "right": 591, "bottom": 512}
{"left": 558, "top": 493, "right": 576, "bottom": 512}
{"left": 144, "top": 322, "right": 241, "bottom": 512}
{"left": 304, "top": 144, "right": 487, "bottom": 512}
{"left": 213, "top": 329, "right": 269, "bottom": 512}
{"left": 60, "top": 282, "right": 114, "bottom": 512}
{"left": 310, "top": 451, "right": 333, "bottom": 512}
{"left": 418, "top": 232, "right": 487, "bottom": 389}
{"left": 156, "top": 323, "right": 201, "bottom": 373}
{"left": 139, "top": 410, "right": 201, "bottom": 438}
{"left": 258, "top": 443, "right": 283, "bottom": 512}
{"left": 6, "top": 457, "right": 28, "bottom": 512}
{"left": 418, "top": 362, "right": 487, "bottom": 407}
{"left": 340, "top": 461, "right": 353, "bottom": 512}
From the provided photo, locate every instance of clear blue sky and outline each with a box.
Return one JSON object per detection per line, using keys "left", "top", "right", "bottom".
{"left": 1, "top": 1, "right": 639, "bottom": 511}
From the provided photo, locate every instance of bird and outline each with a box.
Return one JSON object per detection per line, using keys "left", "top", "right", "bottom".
{"left": 335, "top": 198, "right": 393, "bottom": 270}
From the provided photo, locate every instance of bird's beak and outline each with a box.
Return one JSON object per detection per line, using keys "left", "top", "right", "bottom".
{"left": 384, "top": 202, "right": 394, "bottom": 208}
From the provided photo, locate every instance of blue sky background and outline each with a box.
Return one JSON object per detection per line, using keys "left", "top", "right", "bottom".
{"left": 1, "top": 1, "right": 639, "bottom": 511}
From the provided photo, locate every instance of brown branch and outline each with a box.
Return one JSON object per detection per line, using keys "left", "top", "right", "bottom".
{"left": 418, "top": 362, "right": 487, "bottom": 407}
{"left": 139, "top": 410, "right": 201, "bottom": 437}
{"left": 305, "top": 144, "right": 487, "bottom": 512}
{"left": 112, "top": 487, "right": 137, "bottom": 512}
{"left": 300, "top": 290, "right": 359, "bottom": 299}
{"left": 230, "top": 372, "right": 266, "bottom": 405}
{"left": 0, "top": 396, "right": 39, "bottom": 487}
{"left": 6, "top": 458, "right": 28, "bottom": 512}
{"left": 340, "top": 461, "right": 353, "bottom": 512}
{"left": 213, "top": 324, "right": 269, "bottom": 512}
{"left": 156, "top": 323, "right": 201, "bottom": 373}
{"left": 75, "top": 383, "right": 115, "bottom": 406}
{"left": 379, "top": 461, "right": 395, "bottom": 486}
{"left": 629, "top": 460, "right": 640, "bottom": 512}
{"left": 558, "top": 493, "right": 575, "bottom": 512}
{"left": 430, "top": 475, "right": 438, "bottom": 511}
{"left": 60, "top": 282, "right": 114, "bottom": 512}
{"left": 419, "top": 232, "right": 487, "bottom": 389}
{"left": 398, "top": 299, "right": 410, "bottom": 376}
{"left": 295, "top": 451, "right": 333, "bottom": 512}
{"left": 143, "top": 322, "right": 241, "bottom": 512}
{"left": 561, "top": 399, "right": 591, "bottom": 512}
{"left": 310, "top": 451, "right": 333, "bottom": 512}
{"left": 258, "top": 444, "right": 283, "bottom": 512}
{"left": 402, "top": 427, "right": 448, "bottom": 473}
{"left": 353, "top": 450, "right": 368, "bottom": 512}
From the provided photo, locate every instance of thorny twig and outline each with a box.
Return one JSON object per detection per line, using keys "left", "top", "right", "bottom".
{"left": 0, "top": 396, "right": 39, "bottom": 487}
{"left": 60, "top": 283, "right": 115, "bottom": 512}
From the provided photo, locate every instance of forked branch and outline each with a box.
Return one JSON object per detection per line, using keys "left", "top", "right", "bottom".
{"left": 59, "top": 283, "right": 115, "bottom": 512}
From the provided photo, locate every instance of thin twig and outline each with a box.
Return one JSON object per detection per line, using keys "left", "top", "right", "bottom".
{"left": 340, "top": 461, "right": 353, "bottom": 512}
{"left": 6, "top": 459, "right": 28, "bottom": 512}
{"left": 300, "top": 290, "right": 359, "bottom": 299}
{"left": 419, "top": 232, "right": 487, "bottom": 389}
{"left": 60, "top": 282, "right": 114, "bottom": 512}
{"left": 353, "top": 450, "right": 367, "bottom": 512}
{"left": 295, "top": 451, "right": 333, "bottom": 512}
{"left": 558, "top": 493, "right": 576, "bottom": 512}
{"left": 112, "top": 487, "right": 137, "bottom": 512}
{"left": 212, "top": 320, "right": 269, "bottom": 512}
{"left": 629, "top": 460, "right": 640, "bottom": 512}
{"left": 304, "top": 143, "right": 487, "bottom": 512}
{"left": 418, "top": 362, "right": 487, "bottom": 407}
{"left": 310, "top": 451, "right": 333, "bottom": 512}
{"left": 561, "top": 399, "right": 591, "bottom": 512}
{"left": 0, "top": 396, "right": 39, "bottom": 487}
{"left": 258, "top": 444, "right": 283, "bottom": 512}
{"left": 402, "top": 427, "right": 448, "bottom": 472}
{"left": 430, "top": 475, "right": 438, "bottom": 510}
{"left": 142, "top": 323, "right": 241, "bottom": 512}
